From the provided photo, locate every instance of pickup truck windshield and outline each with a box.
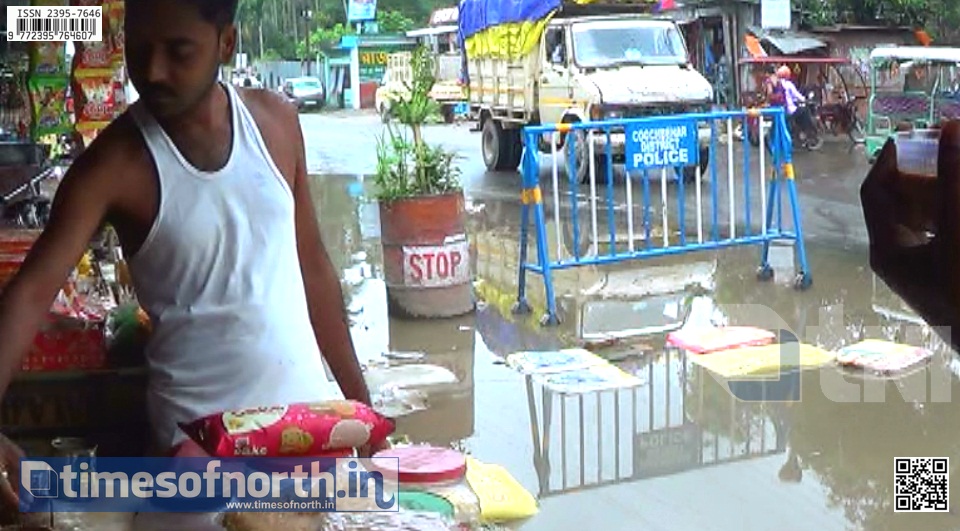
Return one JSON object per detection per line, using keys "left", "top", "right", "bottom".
{"left": 572, "top": 20, "right": 687, "bottom": 68}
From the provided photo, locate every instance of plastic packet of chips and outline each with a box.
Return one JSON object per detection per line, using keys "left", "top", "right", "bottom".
{"left": 29, "top": 76, "right": 72, "bottom": 137}
{"left": 73, "top": 72, "right": 116, "bottom": 123}
{"left": 76, "top": 121, "right": 107, "bottom": 148}
{"left": 29, "top": 42, "right": 68, "bottom": 77}
{"left": 107, "top": 0, "right": 125, "bottom": 67}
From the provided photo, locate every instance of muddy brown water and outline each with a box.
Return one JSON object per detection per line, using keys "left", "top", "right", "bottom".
{"left": 311, "top": 173, "right": 960, "bottom": 531}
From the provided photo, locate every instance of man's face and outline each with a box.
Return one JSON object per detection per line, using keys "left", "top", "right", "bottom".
{"left": 125, "top": 1, "right": 236, "bottom": 120}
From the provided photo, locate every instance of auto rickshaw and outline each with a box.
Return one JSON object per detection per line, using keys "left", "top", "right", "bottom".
{"left": 739, "top": 56, "right": 867, "bottom": 148}
{"left": 864, "top": 46, "right": 960, "bottom": 163}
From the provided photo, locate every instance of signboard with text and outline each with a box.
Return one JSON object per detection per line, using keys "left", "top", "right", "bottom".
{"left": 347, "top": 0, "right": 377, "bottom": 22}
{"left": 761, "top": 0, "right": 791, "bottom": 29}
{"left": 624, "top": 119, "right": 699, "bottom": 172}
{"left": 402, "top": 237, "right": 470, "bottom": 288}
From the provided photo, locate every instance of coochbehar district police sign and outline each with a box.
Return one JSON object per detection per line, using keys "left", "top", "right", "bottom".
{"left": 624, "top": 119, "right": 699, "bottom": 171}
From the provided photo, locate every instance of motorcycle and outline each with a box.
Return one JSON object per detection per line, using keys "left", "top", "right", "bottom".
{"left": 792, "top": 93, "right": 823, "bottom": 151}
{"left": 747, "top": 92, "right": 823, "bottom": 152}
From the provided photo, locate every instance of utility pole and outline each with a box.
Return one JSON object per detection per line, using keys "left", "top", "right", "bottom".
{"left": 302, "top": 7, "right": 314, "bottom": 76}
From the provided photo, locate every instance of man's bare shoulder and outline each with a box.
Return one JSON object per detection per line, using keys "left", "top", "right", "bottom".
{"left": 238, "top": 88, "right": 300, "bottom": 131}
{"left": 68, "top": 113, "right": 152, "bottom": 183}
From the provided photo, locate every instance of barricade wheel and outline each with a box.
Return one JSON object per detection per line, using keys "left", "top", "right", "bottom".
{"left": 757, "top": 265, "right": 775, "bottom": 282}
{"left": 794, "top": 273, "right": 813, "bottom": 291}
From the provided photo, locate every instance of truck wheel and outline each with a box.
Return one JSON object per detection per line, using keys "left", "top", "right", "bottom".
{"left": 442, "top": 106, "right": 455, "bottom": 124}
{"left": 482, "top": 119, "right": 522, "bottom": 172}
{"left": 504, "top": 130, "right": 524, "bottom": 171}
{"left": 570, "top": 129, "right": 610, "bottom": 185}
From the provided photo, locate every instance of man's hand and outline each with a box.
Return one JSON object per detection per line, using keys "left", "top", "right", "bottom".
{"left": 861, "top": 121, "right": 960, "bottom": 346}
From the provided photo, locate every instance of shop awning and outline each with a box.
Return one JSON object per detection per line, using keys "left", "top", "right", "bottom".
{"left": 407, "top": 25, "right": 458, "bottom": 38}
{"left": 747, "top": 26, "right": 828, "bottom": 55}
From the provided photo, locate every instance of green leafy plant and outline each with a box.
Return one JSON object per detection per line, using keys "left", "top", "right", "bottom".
{"left": 374, "top": 46, "right": 462, "bottom": 202}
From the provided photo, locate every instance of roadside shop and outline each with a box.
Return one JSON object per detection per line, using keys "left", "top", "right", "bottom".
{"left": 0, "top": 0, "right": 152, "bottom": 472}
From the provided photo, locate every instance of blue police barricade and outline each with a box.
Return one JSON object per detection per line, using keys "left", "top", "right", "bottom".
{"left": 514, "top": 107, "right": 812, "bottom": 326}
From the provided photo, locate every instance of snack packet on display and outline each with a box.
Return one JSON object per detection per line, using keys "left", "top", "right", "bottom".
{"left": 107, "top": 0, "right": 125, "bottom": 66}
{"left": 71, "top": 0, "right": 113, "bottom": 72}
{"left": 76, "top": 122, "right": 107, "bottom": 148}
{"left": 113, "top": 79, "right": 127, "bottom": 118}
{"left": 29, "top": 76, "right": 72, "bottom": 137}
{"left": 29, "top": 42, "right": 68, "bottom": 77}
{"left": 73, "top": 72, "right": 117, "bottom": 123}
{"left": 74, "top": 40, "right": 114, "bottom": 72}
{"left": 179, "top": 400, "right": 396, "bottom": 458}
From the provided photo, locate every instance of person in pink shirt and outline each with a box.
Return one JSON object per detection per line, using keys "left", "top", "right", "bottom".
{"left": 775, "top": 65, "right": 819, "bottom": 145}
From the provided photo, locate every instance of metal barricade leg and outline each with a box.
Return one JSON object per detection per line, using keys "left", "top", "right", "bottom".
{"left": 787, "top": 175, "right": 813, "bottom": 289}
{"left": 514, "top": 145, "right": 534, "bottom": 316}
{"left": 758, "top": 178, "right": 779, "bottom": 281}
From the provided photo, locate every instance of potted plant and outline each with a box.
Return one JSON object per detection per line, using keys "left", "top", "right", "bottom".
{"left": 374, "top": 46, "right": 474, "bottom": 319}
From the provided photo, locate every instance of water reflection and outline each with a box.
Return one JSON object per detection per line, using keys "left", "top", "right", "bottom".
{"left": 309, "top": 172, "right": 960, "bottom": 531}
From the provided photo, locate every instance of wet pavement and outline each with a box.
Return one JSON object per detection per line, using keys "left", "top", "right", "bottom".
{"left": 303, "top": 111, "right": 960, "bottom": 531}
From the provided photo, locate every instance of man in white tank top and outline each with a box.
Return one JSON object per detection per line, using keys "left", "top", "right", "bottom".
{"left": 0, "top": 0, "right": 379, "bottom": 508}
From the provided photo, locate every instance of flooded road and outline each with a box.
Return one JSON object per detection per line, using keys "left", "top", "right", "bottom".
{"left": 303, "top": 114, "right": 960, "bottom": 531}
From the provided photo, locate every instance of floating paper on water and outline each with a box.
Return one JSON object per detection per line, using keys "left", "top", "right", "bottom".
{"left": 688, "top": 343, "right": 835, "bottom": 378}
{"left": 505, "top": 348, "right": 606, "bottom": 375}
{"left": 534, "top": 363, "right": 643, "bottom": 394}
{"left": 837, "top": 340, "right": 933, "bottom": 374}
{"left": 666, "top": 326, "right": 776, "bottom": 354}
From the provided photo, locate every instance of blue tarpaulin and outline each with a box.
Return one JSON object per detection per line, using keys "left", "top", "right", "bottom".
{"left": 458, "top": 0, "right": 561, "bottom": 40}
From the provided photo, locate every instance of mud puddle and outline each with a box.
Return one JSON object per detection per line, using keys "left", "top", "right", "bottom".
{"left": 310, "top": 172, "right": 960, "bottom": 531}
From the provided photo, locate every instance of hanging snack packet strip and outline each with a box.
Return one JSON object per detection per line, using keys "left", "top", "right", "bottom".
{"left": 107, "top": 0, "right": 125, "bottom": 68}
{"left": 71, "top": 0, "right": 113, "bottom": 72}
{"left": 29, "top": 77, "right": 72, "bottom": 138}
{"left": 29, "top": 42, "right": 68, "bottom": 78}
{"left": 73, "top": 71, "right": 116, "bottom": 124}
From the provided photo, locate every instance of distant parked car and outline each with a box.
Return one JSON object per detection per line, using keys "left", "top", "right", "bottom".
{"left": 283, "top": 77, "right": 326, "bottom": 110}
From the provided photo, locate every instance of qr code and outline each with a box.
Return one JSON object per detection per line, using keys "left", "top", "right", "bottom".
{"left": 895, "top": 457, "right": 949, "bottom": 512}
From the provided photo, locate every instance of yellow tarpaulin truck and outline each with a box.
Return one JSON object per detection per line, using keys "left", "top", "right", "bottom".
{"left": 460, "top": 0, "right": 714, "bottom": 179}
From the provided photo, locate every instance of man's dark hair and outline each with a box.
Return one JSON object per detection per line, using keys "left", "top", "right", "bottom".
{"left": 128, "top": 0, "right": 238, "bottom": 30}
{"left": 186, "top": 0, "right": 238, "bottom": 29}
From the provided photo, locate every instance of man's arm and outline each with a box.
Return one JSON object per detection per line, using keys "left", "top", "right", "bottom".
{"left": 287, "top": 108, "right": 371, "bottom": 405}
{"left": 0, "top": 151, "right": 116, "bottom": 398}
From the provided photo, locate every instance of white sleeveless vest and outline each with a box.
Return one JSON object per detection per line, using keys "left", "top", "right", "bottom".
{"left": 128, "top": 84, "right": 339, "bottom": 450}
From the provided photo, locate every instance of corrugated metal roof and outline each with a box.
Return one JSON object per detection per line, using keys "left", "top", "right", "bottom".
{"left": 748, "top": 26, "right": 828, "bottom": 55}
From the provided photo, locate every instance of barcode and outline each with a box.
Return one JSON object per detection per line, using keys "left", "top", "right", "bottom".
{"left": 16, "top": 17, "right": 96, "bottom": 33}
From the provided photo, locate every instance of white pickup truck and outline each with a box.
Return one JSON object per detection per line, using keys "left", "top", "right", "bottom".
{"left": 463, "top": 5, "right": 714, "bottom": 181}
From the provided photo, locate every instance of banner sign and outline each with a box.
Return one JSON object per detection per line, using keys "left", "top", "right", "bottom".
{"left": 761, "top": 0, "right": 791, "bottom": 29}
{"left": 624, "top": 119, "right": 700, "bottom": 171}
{"left": 19, "top": 457, "right": 400, "bottom": 513}
{"left": 347, "top": 0, "right": 377, "bottom": 23}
